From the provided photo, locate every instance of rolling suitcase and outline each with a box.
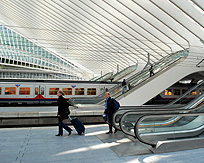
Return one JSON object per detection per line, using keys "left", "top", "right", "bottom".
{"left": 68, "top": 115, "right": 85, "bottom": 135}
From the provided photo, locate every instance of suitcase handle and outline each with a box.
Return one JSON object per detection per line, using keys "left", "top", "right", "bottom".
{"left": 68, "top": 115, "right": 72, "bottom": 121}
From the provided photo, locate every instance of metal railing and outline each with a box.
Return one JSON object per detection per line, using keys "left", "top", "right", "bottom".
{"left": 117, "top": 93, "right": 204, "bottom": 137}
{"left": 134, "top": 112, "right": 204, "bottom": 147}
{"left": 70, "top": 49, "right": 189, "bottom": 105}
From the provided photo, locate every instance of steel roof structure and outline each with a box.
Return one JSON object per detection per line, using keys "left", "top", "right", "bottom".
{"left": 0, "top": 0, "right": 204, "bottom": 79}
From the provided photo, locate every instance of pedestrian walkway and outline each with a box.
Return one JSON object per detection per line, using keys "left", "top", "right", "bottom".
{"left": 0, "top": 124, "right": 204, "bottom": 163}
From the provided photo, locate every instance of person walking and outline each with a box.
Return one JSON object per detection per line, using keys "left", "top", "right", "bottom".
{"left": 104, "top": 92, "right": 118, "bottom": 134}
{"left": 56, "top": 90, "right": 72, "bottom": 136}
{"left": 110, "top": 74, "right": 114, "bottom": 82}
{"left": 149, "top": 65, "right": 155, "bottom": 77}
{"left": 122, "top": 79, "right": 127, "bottom": 94}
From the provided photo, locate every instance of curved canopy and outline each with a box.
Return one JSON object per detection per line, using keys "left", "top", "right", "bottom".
{"left": 0, "top": 0, "right": 204, "bottom": 79}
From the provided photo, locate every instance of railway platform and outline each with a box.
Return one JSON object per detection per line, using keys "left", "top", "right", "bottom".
{"left": 1, "top": 106, "right": 204, "bottom": 162}
{"left": 0, "top": 105, "right": 105, "bottom": 127}
{"left": 1, "top": 124, "right": 204, "bottom": 163}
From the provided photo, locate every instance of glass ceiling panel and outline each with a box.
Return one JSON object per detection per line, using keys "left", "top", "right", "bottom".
{"left": 0, "top": 0, "right": 204, "bottom": 78}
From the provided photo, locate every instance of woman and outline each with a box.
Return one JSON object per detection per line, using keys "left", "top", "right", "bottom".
{"left": 56, "top": 90, "right": 72, "bottom": 136}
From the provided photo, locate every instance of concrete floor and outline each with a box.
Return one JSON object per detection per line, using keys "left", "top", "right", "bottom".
{"left": 0, "top": 124, "right": 204, "bottom": 163}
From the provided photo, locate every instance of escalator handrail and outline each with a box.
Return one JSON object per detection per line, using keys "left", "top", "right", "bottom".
{"left": 165, "top": 80, "right": 204, "bottom": 107}
{"left": 103, "top": 49, "right": 188, "bottom": 101}
{"left": 117, "top": 104, "right": 203, "bottom": 137}
{"left": 116, "top": 93, "right": 204, "bottom": 136}
{"left": 69, "top": 49, "right": 188, "bottom": 105}
{"left": 112, "top": 64, "right": 138, "bottom": 81}
{"left": 114, "top": 92, "right": 204, "bottom": 128}
{"left": 134, "top": 112, "right": 204, "bottom": 147}
{"left": 96, "top": 51, "right": 188, "bottom": 105}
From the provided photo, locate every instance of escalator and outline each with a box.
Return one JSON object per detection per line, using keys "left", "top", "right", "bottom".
{"left": 70, "top": 49, "right": 189, "bottom": 106}
{"left": 92, "top": 72, "right": 113, "bottom": 82}
{"left": 134, "top": 112, "right": 204, "bottom": 147}
{"left": 117, "top": 94, "right": 204, "bottom": 150}
{"left": 109, "top": 64, "right": 138, "bottom": 82}
{"left": 118, "top": 93, "right": 204, "bottom": 137}
{"left": 113, "top": 80, "right": 204, "bottom": 131}
{"left": 100, "top": 49, "right": 188, "bottom": 102}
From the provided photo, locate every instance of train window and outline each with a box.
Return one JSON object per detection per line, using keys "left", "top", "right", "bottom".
{"left": 0, "top": 87, "right": 1, "bottom": 95}
{"left": 41, "top": 87, "right": 44, "bottom": 95}
{"left": 165, "top": 89, "right": 172, "bottom": 95}
{"left": 63, "top": 88, "right": 72, "bottom": 95}
{"left": 75, "top": 88, "right": 84, "bottom": 95}
{"left": 173, "top": 89, "right": 180, "bottom": 95}
{"left": 49, "top": 88, "right": 59, "bottom": 95}
{"left": 87, "top": 88, "right": 97, "bottom": 95}
{"left": 5, "top": 87, "right": 16, "bottom": 95}
{"left": 19, "top": 87, "right": 30, "bottom": 95}
{"left": 191, "top": 90, "right": 197, "bottom": 95}
{"left": 35, "top": 87, "right": 39, "bottom": 95}
{"left": 182, "top": 89, "right": 188, "bottom": 94}
{"left": 199, "top": 90, "right": 204, "bottom": 95}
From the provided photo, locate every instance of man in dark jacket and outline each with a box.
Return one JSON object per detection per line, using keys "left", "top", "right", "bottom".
{"left": 104, "top": 92, "right": 118, "bottom": 134}
{"left": 56, "top": 90, "right": 72, "bottom": 136}
{"left": 122, "top": 79, "right": 126, "bottom": 94}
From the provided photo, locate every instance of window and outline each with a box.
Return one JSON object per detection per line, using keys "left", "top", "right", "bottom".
{"left": 75, "top": 88, "right": 84, "bottom": 95}
{"left": 173, "top": 89, "right": 180, "bottom": 95}
{"left": 49, "top": 88, "right": 59, "bottom": 95}
{"left": 63, "top": 88, "right": 72, "bottom": 95}
{"left": 87, "top": 88, "right": 96, "bottom": 95}
{"left": 35, "top": 87, "right": 39, "bottom": 95}
{"left": 191, "top": 90, "right": 197, "bottom": 95}
{"left": 41, "top": 87, "right": 44, "bottom": 95}
{"left": 182, "top": 89, "right": 188, "bottom": 94}
{"left": 19, "top": 87, "right": 30, "bottom": 95}
{"left": 165, "top": 89, "right": 172, "bottom": 95}
{"left": 5, "top": 87, "right": 16, "bottom": 95}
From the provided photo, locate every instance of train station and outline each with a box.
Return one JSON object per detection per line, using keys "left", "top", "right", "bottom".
{"left": 0, "top": 1, "right": 204, "bottom": 162}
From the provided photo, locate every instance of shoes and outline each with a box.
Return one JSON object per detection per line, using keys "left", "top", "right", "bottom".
{"left": 68, "top": 131, "right": 72, "bottom": 136}
{"left": 106, "top": 131, "right": 113, "bottom": 134}
{"left": 55, "top": 134, "right": 62, "bottom": 136}
{"left": 114, "top": 129, "right": 118, "bottom": 133}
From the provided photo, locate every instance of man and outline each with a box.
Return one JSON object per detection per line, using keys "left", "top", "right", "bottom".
{"left": 122, "top": 79, "right": 126, "bottom": 94}
{"left": 149, "top": 65, "right": 155, "bottom": 77}
{"left": 104, "top": 92, "right": 118, "bottom": 134}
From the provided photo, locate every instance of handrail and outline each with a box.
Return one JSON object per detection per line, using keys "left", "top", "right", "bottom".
{"left": 96, "top": 49, "right": 189, "bottom": 105}
{"left": 196, "top": 58, "right": 204, "bottom": 67}
{"left": 113, "top": 90, "right": 204, "bottom": 131}
{"left": 134, "top": 112, "right": 204, "bottom": 147}
{"left": 94, "top": 72, "right": 113, "bottom": 82}
{"left": 164, "top": 80, "right": 204, "bottom": 107}
{"left": 70, "top": 49, "right": 189, "bottom": 105}
{"left": 89, "top": 76, "right": 101, "bottom": 81}
{"left": 112, "top": 79, "right": 204, "bottom": 129}
{"left": 118, "top": 104, "right": 204, "bottom": 137}
{"left": 117, "top": 93, "right": 204, "bottom": 137}
{"left": 99, "top": 50, "right": 188, "bottom": 98}
{"left": 112, "top": 64, "right": 138, "bottom": 82}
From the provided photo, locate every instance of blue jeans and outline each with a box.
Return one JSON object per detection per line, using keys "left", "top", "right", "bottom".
{"left": 58, "top": 119, "right": 72, "bottom": 135}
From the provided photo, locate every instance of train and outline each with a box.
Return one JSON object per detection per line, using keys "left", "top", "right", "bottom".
{"left": 0, "top": 79, "right": 117, "bottom": 105}
{"left": 145, "top": 83, "right": 201, "bottom": 105}
{"left": 0, "top": 79, "right": 201, "bottom": 106}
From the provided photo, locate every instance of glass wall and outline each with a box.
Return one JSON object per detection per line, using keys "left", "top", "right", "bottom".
{"left": 0, "top": 25, "right": 83, "bottom": 80}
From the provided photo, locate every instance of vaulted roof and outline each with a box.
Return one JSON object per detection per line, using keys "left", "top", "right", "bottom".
{"left": 0, "top": 0, "right": 204, "bottom": 79}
